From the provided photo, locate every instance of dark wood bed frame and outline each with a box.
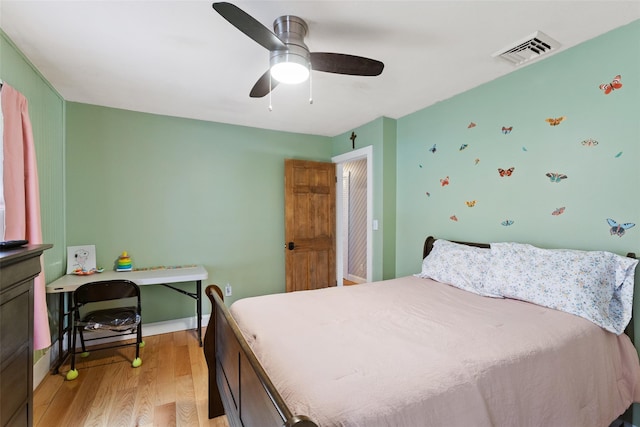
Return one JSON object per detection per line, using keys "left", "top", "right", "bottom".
{"left": 203, "top": 283, "right": 317, "bottom": 427}
{"left": 203, "top": 236, "right": 637, "bottom": 427}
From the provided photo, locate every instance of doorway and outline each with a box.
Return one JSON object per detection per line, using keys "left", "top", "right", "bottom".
{"left": 333, "top": 146, "right": 373, "bottom": 285}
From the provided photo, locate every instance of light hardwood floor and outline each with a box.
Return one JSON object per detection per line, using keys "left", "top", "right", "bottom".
{"left": 34, "top": 329, "right": 229, "bottom": 427}
{"left": 36, "top": 328, "right": 631, "bottom": 427}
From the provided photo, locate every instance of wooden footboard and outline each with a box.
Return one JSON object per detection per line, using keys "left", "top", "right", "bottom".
{"left": 204, "top": 285, "right": 318, "bottom": 427}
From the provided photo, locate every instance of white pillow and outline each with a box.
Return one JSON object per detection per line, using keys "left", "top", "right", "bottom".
{"left": 483, "top": 242, "right": 638, "bottom": 334}
{"left": 415, "top": 239, "right": 500, "bottom": 297}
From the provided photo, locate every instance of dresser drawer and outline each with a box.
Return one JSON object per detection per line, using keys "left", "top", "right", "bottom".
{"left": 0, "top": 256, "right": 40, "bottom": 293}
{"left": 5, "top": 405, "right": 28, "bottom": 427}
{"left": 0, "top": 289, "right": 30, "bottom": 363}
{"left": 0, "top": 347, "right": 29, "bottom": 427}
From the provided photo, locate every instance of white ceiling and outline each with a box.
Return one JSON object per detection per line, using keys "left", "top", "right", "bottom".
{"left": 2, "top": 1, "right": 639, "bottom": 137}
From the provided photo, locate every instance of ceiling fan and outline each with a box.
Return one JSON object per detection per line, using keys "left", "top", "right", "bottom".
{"left": 212, "top": 2, "right": 385, "bottom": 98}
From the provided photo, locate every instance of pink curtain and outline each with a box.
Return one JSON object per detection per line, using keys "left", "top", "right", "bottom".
{"left": 2, "top": 83, "right": 51, "bottom": 350}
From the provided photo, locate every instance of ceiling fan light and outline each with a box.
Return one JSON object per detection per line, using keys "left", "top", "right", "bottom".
{"left": 270, "top": 53, "right": 309, "bottom": 84}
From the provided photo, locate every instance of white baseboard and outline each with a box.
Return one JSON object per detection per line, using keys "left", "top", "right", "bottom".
{"left": 346, "top": 274, "right": 366, "bottom": 284}
{"left": 142, "top": 313, "right": 210, "bottom": 337}
{"left": 33, "top": 313, "right": 210, "bottom": 390}
{"left": 33, "top": 347, "right": 53, "bottom": 391}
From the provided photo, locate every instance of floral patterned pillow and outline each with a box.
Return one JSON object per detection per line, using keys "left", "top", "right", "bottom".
{"left": 483, "top": 242, "right": 638, "bottom": 334}
{"left": 415, "top": 239, "right": 501, "bottom": 298}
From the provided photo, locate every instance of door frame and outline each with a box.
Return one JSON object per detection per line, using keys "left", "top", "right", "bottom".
{"left": 332, "top": 145, "right": 373, "bottom": 285}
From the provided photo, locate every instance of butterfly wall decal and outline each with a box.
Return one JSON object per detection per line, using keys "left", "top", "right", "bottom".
{"left": 545, "top": 116, "right": 566, "bottom": 126}
{"left": 606, "top": 218, "right": 635, "bottom": 237}
{"left": 498, "top": 167, "right": 515, "bottom": 177}
{"left": 465, "top": 200, "right": 476, "bottom": 207}
{"left": 459, "top": 144, "right": 468, "bottom": 151}
{"left": 440, "top": 176, "right": 450, "bottom": 186}
{"left": 450, "top": 215, "right": 458, "bottom": 222}
{"left": 474, "top": 158, "right": 480, "bottom": 165}
{"left": 501, "top": 126, "right": 513, "bottom": 134}
{"left": 429, "top": 144, "right": 437, "bottom": 154}
{"left": 581, "top": 139, "right": 598, "bottom": 147}
{"left": 546, "top": 172, "right": 567, "bottom": 183}
{"left": 551, "top": 207, "right": 565, "bottom": 216}
{"left": 468, "top": 122, "right": 477, "bottom": 129}
{"left": 501, "top": 219, "right": 514, "bottom": 226}
{"left": 599, "top": 75, "right": 622, "bottom": 95}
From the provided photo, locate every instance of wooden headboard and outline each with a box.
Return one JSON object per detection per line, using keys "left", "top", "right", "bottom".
{"left": 424, "top": 235, "right": 637, "bottom": 260}
{"left": 423, "top": 235, "right": 489, "bottom": 259}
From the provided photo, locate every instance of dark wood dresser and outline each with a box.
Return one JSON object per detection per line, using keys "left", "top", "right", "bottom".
{"left": 1, "top": 244, "right": 52, "bottom": 427}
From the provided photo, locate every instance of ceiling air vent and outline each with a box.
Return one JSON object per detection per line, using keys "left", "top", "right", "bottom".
{"left": 492, "top": 31, "right": 561, "bottom": 66}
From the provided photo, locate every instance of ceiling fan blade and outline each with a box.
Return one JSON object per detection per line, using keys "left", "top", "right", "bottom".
{"left": 212, "top": 2, "right": 286, "bottom": 52}
{"left": 310, "top": 52, "right": 384, "bottom": 76}
{"left": 250, "top": 70, "right": 279, "bottom": 98}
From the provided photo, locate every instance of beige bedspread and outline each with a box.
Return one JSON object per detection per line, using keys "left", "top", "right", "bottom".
{"left": 230, "top": 276, "right": 640, "bottom": 427}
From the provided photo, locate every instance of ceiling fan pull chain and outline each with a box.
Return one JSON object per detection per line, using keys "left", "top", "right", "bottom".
{"left": 309, "top": 70, "right": 313, "bottom": 105}
{"left": 268, "top": 73, "right": 273, "bottom": 111}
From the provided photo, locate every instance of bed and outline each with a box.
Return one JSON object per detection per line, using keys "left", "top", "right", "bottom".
{"left": 203, "top": 236, "right": 640, "bottom": 427}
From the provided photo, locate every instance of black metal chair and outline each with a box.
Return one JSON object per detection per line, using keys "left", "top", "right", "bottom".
{"left": 66, "top": 279, "right": 143, "bottom": 381}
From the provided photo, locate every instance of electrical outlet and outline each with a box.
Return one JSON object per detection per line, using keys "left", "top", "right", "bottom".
{"left": 225, "top": 283, "right": 232, "bottom": 297}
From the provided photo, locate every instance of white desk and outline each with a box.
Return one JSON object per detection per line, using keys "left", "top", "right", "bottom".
{"left": 47, "top": 265, "right": 208, "bottom": 373}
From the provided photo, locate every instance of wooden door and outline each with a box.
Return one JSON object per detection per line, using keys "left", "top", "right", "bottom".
{"left": 284, "top": 159, "right": 336, "bottom": 292}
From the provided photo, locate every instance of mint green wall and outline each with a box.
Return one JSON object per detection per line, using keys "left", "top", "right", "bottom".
{"left": 1, "top": 32, "right": 66, "bottom": 349}
{"left": 332, "top": 117, "right": 397, "bottom": 281}
{"left": 381, "top": 117, "right": 397, "bottom": 279}
{"left": 394, "top": 21, "right": 640, "bottom": 422}
{"left": 396, "top": 20, "right": 639, "bottom": 275}
{"left": 65, "top": 103, "right": 331, "bottom": 321}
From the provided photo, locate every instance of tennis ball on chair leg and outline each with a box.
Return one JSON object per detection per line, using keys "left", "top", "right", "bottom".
{"left": 66, "top": 369, "right": 79, "bottom": 381}
{"left": 132, "top": 357, "right": 142, "bottom": 368}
